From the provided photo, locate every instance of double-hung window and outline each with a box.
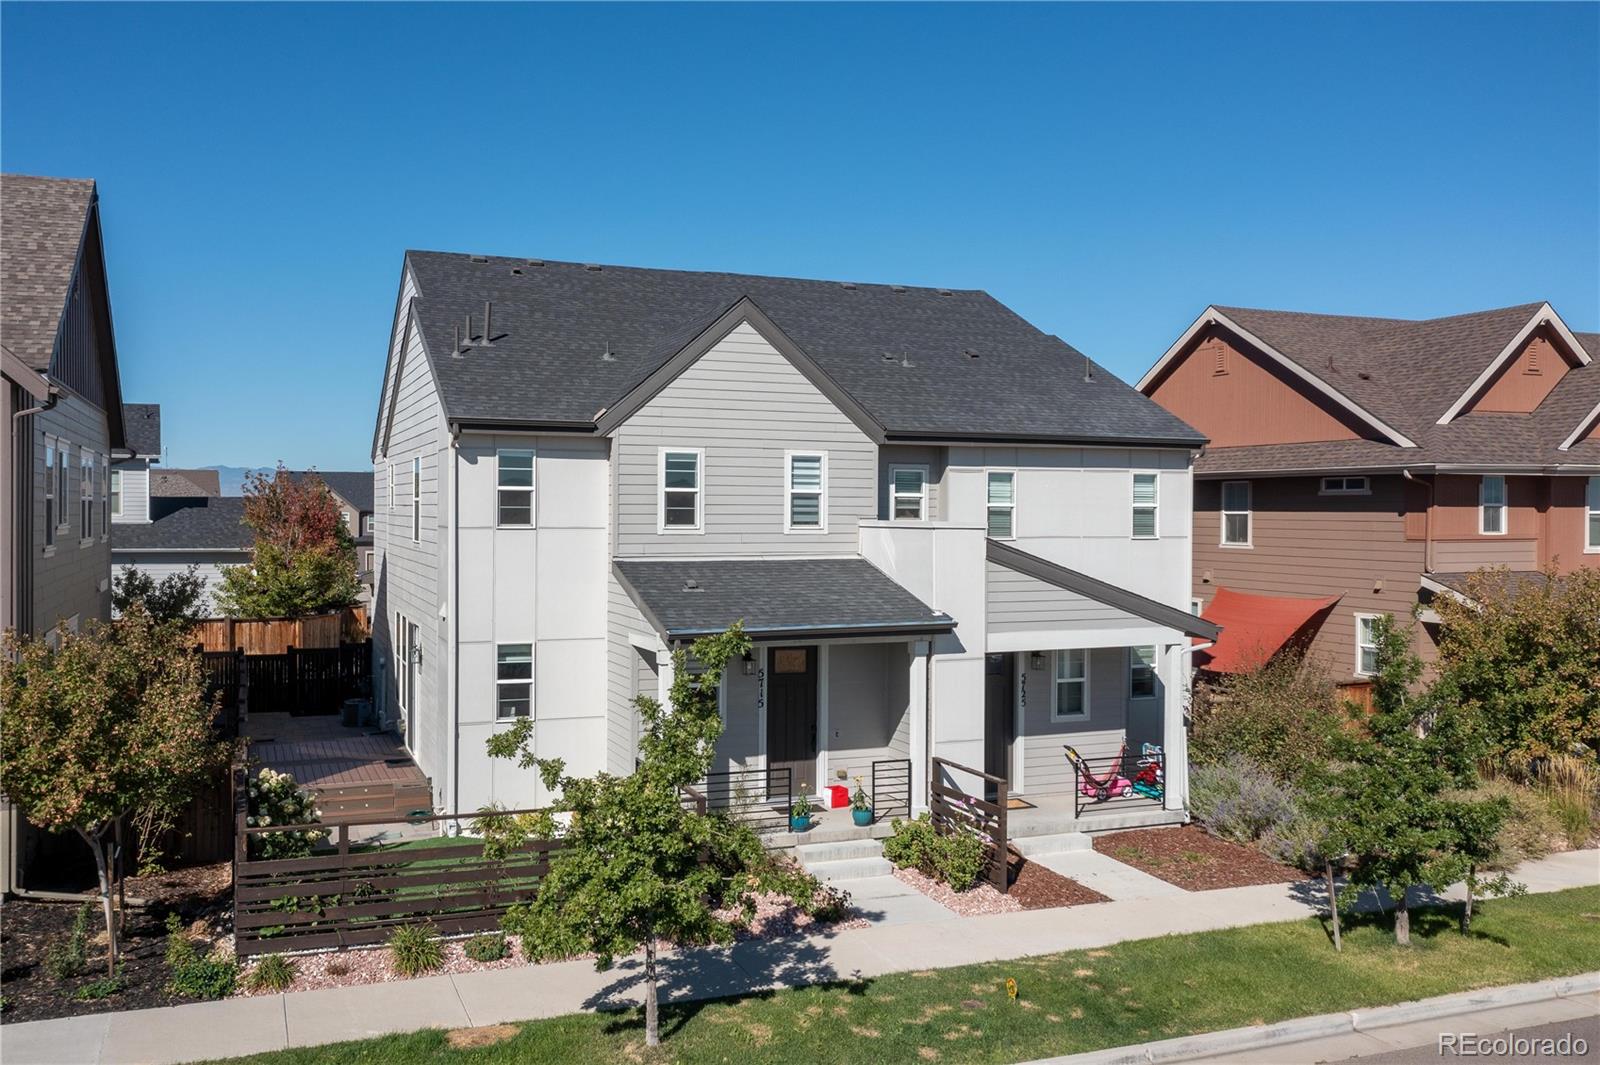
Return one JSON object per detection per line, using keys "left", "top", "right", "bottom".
{"left": 80, "top": 449, "right": 95, "bottom": 540}
{"left": 890, "top": 466, "right": 928, "bottom": 520}
{"left": 1221, "top": 480, "right": 1251, "bottom": 546}
{"left": 495, "top": 643, "right": 533, "bottom": 718}
{"left": 1355, "top": 614, "right": 1380, "bottom": 677}
{"left": 1129, "top": 646, "right": 1157, "bottom": 699}
{"left": 496, "top": 449, "right": 534, "bottom": 526}
{"left": 986, "top": 471, "right": 1015, "bottom": 539}
{"left": 410, "top": 457, "right": 421, "bottom": 542}
{"left": 786, "top": 452, "right": 826, "bottom": 532}
{"left": 660, "top": 449, "right": 702, "bottom": 531}
{"left": 1132, "top": 473, "right": 1159, "bottom": 539}
{"left": 1052, "top": 649, "right": 1088, "bottom": 720}
{"left": 1479, "top": 475, "right": 1506, "bottom": 535}
{"left": 1587, "top": 476, "right": 1600, "bottom": 552}
{"left": 110, "top": 467, "right": 122, "bottom": 518}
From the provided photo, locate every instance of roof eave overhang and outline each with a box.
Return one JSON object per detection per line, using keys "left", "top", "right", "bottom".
{"left": 1438, "top": 304, "right": 1592, "bottom": 425}
{"left": 665, "top": 619, "right": 957, "bottom": 643}
{"left": 1137, "top": 306, "right": 1419, "bottom": 449}
{"left": 1195, "top": 461, "right": 1600, "bottom": 478}
{"left": 450, "top": 418, "right": 599, "bottom": 435}
{"left": 109, "top": 546, "right": 252, "bottom": 554}
{"left": 1558, "top": 398, "right": 1600, "bottom": 452}
{"left": 881, "top": 429, "right": 1207, "bottom": 450}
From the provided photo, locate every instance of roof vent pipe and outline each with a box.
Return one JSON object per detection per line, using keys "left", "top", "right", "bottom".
{"left": 1084, "top": 351, "right": 1094, "bottom": 383}
{"left": 482, "top": 301, "right": 494, "bottom": 345}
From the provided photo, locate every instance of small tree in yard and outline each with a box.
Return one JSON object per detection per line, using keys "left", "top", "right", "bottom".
{"left": 213, "top": 465, "right": 359, "bottom": 618}
{"left": 113, "top": 564, "right": 209, "bottom": 625}
{"left": 488, "top": 622, "right": 824, "bottom": 1048}
{"left": 0, "top": 609, "right": 232, "bottom": 973}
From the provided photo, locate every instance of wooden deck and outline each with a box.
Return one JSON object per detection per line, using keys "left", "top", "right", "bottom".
{"left": 245, "top": 713, "right": 434, "bottom": 824}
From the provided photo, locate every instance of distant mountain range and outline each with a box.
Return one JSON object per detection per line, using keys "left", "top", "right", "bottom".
{"left": 196, "top": 465, "right": 275, "bottom": 496}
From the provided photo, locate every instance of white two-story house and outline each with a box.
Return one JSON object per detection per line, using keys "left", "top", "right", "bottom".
{"left": 370, "top": 253, "right": 1218, "bottom": 826}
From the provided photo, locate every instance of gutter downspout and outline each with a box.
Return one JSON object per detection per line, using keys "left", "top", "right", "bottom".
{"left": 447, "top": 428, "right": 462, "bottom": 830}
{"left": 1402, "top": 469, "right": 1434, "bottom": 573}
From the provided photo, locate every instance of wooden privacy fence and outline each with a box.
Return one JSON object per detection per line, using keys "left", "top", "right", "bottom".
{"left": 227, "top": 640, "right": 371, "bottom": 716}
{"left": 233, "top": 809, "right": 562, "bottom": 957}
{"left": 930, "top": 756, "right": 1009, "bottom": 893}
{"left": 194, "top": 611, "right": 363, "bottom": 654}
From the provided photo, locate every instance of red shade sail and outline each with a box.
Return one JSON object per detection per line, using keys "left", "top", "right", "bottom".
{"left": 1193, "top": 586, "right": 1341, "bottom": 673}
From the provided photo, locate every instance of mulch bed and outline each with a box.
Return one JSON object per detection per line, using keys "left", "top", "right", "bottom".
{"left": 0, "top": 861, "right": 233, "bottom": 1024}
{"left": 1092, "top": 825, "right": 1305, "bottom": 891}
{"left": 1006, "top": 855, "right": 1111, "bottom": 909}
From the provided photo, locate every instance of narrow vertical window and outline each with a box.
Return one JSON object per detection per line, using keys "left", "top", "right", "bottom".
{"left": 986, "top": 471, "right": 1015, "bottom": 539}
{"left": 389, "top": 462, "right": 396, "bottom": 508}
{"left": 81, "top": 449, "right": 94, "bottom": 539}
{"left": 786, "top": 452, "right": 826, "bottom": 531}
{"left": 1129, "top": 646, "right": 1157, "bottom": 699}
{"left": 1479, "top": 475, "right": 1506, "bottom": 535}
{"left": 406, "top": 620, "right": 419, "bottom": 710}
{"left": 395, "top": 612, "right": 406, "bottom": 712}
{"left": 496, "top": 449, "right": 534, "bottom": 527}
{"left": 1355, "top": 614, "right": 1380, "bottom": 677}
{"left": 496, "top": 643, "right": 533, "bottom": 718}
{"left": 890, "top": 466, "right": 928, "bottom": 520}
{"left": 1052, "top": 649, "right": 1088, "bottom": 720}
{"left": 44, "top": 440, "right": 55, "bottom": 547}
{"left": 660, "top": 449, "right": 702, "bottom": 530}
{"left": 1586, "top": 476, "right": 1599, "bottom": 552}
{"left": 1132, "top": 473, "right": 1159, "bottom": 539}
{"left": 110, "top": 467, "right": 122, "bottom": 518}
{"left": 411, "top": 456, "right": 421, "bottom": 543}
{"left": 1221, "top": 480, "right": 1251, "bottom": 546}
{"left": 100, "top": 455, "right": 109, "bottom": 532}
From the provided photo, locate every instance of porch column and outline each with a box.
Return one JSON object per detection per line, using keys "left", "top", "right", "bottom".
{"left": 657, "top": 641, "right": 675, "bottom": 713}
{"left": 909, "top": 639, "right": 929, "bottom": 815}
{"left": 1161, "top": 640, "right": 1188, "bottom": 812}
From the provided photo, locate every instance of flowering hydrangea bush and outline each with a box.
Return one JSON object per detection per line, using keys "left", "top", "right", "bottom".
{"left": 247, "top": 768, "right": 328, "bottom": 859}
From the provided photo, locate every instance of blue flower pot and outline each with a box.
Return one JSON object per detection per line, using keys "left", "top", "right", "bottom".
{"left": 790, "top": 815, "right": 811, "bottom": 833}
{"left": 852, "top": 808, "right": 873, "bottom": 827}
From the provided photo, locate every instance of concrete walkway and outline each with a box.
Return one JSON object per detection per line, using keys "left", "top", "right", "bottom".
{"left": 1034, "top": 849, "right": 1189, "bottom": 901}
{"left": 3, "top": 850, "right": 1594, "bottom": 1065}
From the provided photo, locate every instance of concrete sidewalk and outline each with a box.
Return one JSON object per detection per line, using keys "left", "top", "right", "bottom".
{"left": 3, "top": 850, "right": 1594, "bottom": 1065}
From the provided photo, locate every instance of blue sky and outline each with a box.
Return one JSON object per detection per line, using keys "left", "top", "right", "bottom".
{"left": 4, "top": 2, "right": 1597, "bottom": 470}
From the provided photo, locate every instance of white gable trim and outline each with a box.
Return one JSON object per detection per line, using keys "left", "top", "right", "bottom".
{"left": 1137, "top": 306, "right": 1418, "bottom": 449}
{"left": 1436, "top": 304, "right": 1591, "bottom": 425}
{"left": 1559, "top": 399, "right": 1600, "bottom": 452}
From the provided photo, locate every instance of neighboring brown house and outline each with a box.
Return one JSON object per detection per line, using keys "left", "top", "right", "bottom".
{"left": 1138, "top": 302, "right": 1600, "bottom": 683}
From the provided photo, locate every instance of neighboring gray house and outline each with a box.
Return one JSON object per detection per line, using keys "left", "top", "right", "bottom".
{"left": 110, "top": 401, "right": 162, "bottom": 525}
{"left": 112, "top": 496, "right": 253, "bottom": 615}
{"left": 371, "top": 252, "right": 1218, "bottom": 824}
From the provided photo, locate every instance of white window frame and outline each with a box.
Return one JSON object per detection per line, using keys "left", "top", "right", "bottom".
{"left": 888, "top": 464, "right": 929, "bottom": 522}
{"left": 43, "top": 438, "right": 57, "bottom": 550}
{"left": 1190, "top": 598, "right": 1204, "bottom": 616}
{"left": 784, "top": 450, "right": 828, "bottom": 534}
{"left": 1220, "top": 479, "right": 1251, "bottom": 547}
{"left": 79, "top": 448, "right": 95, "bottom": 544}
{"left": 1319, "top": 475, "right": 1371, "bottom": 495}
{"left": 1128, "top": 645, "right": 1157, "bottom": 700}
{"left": 389, "top": 462, "right": 396, "bottom": 508}
{"left": 495, "top": 448, "right": 536, "bottom": 528}
{"left": 1051, "top": 648, "right": 1090, "bottom": 722}
{"left": 1587, "top": 476, "right": 1600, "bottom": 553}
{"left": 362, "top": 548, "right": 374, "bottom": 571}
{"left": 1355, "top": 613, "right": 1381, "bottom": 677}
{"left": 657, "top": 447, "right": 704, "bottom": 533}
{"left": 410, "top": 456, "right": 421, "bottom": 543}
{"left": 110, "top": 467, "right": 122, "bottom": 518}
{"left": 362, "top": 513, "right": 374, "bottom": 535}
{"left": 1479, "top": 474, "right": 1506, "bottom": 536}
{"left": 986, "top": 469, "right": 1016, "bottom": 540}
{"left": 495, "top": 642, "right": 534, "bottom": 719}
{"left": 1132, "top": 472, "right": 1160, "bottom": 540}
{"left": 395, "top": 612, "right": 409, "bottom": 714}
{"left": 100, "top": 454, "right": 110, "bottom": 536}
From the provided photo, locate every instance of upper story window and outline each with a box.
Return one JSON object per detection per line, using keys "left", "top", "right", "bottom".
{"left": 890, "top": 465, "right": 928, "bottom": 521}
{"left": 1129, "top": 645, "right": 1157, "bottom": 699}
{"left": 1221, "top": 480, "right": 1251, "bottom": 546}
{"left": 341, "top": 509, "right": 353, "bottom": 531}
{"left": 100, "top": 455, "right": 109, "bottom": 534}
{"left": 1052, "top": 649, "right": 1088, "bottom": 720}
{"left": 786, "top": 452, "right": 826, "bottom": 532}
{"left": 659, "top": 448, "right": 703, "bottom": 532}
{"left": 411, "top": 457, "right": 421, "bottom": 543}
{"left": 1355, "top": 613, "right": 1380, "bottom": 677}
{"left": 1132, "top": 473, "right": 1159, "bottom": 539}
{"left": 362, "top": 513, "right": 374, "bottom": 535}
{"left": 363, "top": 548, "right": 374, "bottom": 572}
{"left": 986, "top": 471, "right": 1015, "bottom": 539}
{"left": 1320, "top": 476, "right": 1370, "bottom": 495}
{"left": 496, "top": 643, "right": 533, "bottom": 718}
{"left": 1479, "top": 475, "right": 1506, "bottom": 535}
{"left": 110, "top": 468, "right": 122, "bottom": 518}
{"left": 389, "top": 463, "right": 396, "bottom": 508}
{"left": 80, "top": 449, "right": 94, "bottom": 541}
{"left": 497, "top": 449, "right": 535, "bottom": 527}
{"left": 1586, "top": 476, "right": 1599, "bottom": 552}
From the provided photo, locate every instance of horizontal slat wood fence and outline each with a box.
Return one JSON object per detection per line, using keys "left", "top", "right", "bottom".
{"left": 930, "top": 756, "right": 1009, "bottom": 893}
{"left": 233, "top": 811, "right": 561, "bottom": 957}
{"left": 194, "top": 612, "right": 353, "bottom": 654}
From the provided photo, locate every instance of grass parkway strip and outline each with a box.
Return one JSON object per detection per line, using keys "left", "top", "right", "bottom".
{"left": 200, "top": 886, "right": 1600, "bottom": 1065}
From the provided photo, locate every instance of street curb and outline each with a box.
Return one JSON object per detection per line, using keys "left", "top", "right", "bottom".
{"left": 1021, "top": 972, "right": 1600, "bottom": 1065}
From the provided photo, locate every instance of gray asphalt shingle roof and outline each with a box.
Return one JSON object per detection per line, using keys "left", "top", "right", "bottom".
{"left": 402, "top": 252, "right": 1206, "bottom": 447}
{"left": 121, "top": 404, "right": 162, "bottom": 458}
{"left": 290, "top": 470, "right": 373, "bottom": 513}
{"left": 151, "top": 468, "right": 220, "bottom": 497}
{"left": 1, "top": 174, "right": 96, "bottom": 373}
{"left": 613, "top": 558, "right": 955, "bottom": 641}
{"left": 111, "top": 497, "right": 253, "bottom": 551}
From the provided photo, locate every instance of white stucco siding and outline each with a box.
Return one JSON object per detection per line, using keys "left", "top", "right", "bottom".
{"left": 610, "top": 321, "right": 877, "bottom": 557}
{"left": 454, "top": 433, "right": 611, "bottom": 811}
{"left": 825, "top": 641, "right": 911, "bottom": 783}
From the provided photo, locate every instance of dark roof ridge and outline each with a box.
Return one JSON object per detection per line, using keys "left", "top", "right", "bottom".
{"left": 1213, "top": 301, "right": 1548, "bottom": 329}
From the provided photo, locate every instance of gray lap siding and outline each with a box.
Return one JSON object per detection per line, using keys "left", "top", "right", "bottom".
{"left": 29, "top": 393, "right": 113, "bottom": 635}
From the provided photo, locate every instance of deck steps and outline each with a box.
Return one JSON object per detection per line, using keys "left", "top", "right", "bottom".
{"left": 795, "top": 838, "right": 892, "bottom": 882}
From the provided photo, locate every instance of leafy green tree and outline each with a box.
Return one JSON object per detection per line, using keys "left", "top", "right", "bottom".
{"left": 0, "top": 609, "right": 232, "bottom": 972}
{"left": 1189, "top": 654, "right": 1343, "bottom": 781}
{"left": 113, "top": 564, "right": 210, "bottom": 625}
{"left": 487, "top": 622, "right": 831, "bottom": 1047}
{"left": 214, "top": 466, "right": 359, "bottom": 618}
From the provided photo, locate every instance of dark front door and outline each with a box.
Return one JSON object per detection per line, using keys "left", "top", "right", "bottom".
{"left": 984, "top": 653, "right": 1015, "bottom": 800}
{"left": 767, "top": 646, "right": 818, "bottom": 798}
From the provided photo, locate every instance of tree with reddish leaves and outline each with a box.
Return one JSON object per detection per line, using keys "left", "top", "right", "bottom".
{"left": 214, "top": 465, "right": 360, "bottom": 618}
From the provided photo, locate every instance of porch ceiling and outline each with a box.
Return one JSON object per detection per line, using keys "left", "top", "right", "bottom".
{"left": 613, "top": 556, "right": 955, "bottom": 642}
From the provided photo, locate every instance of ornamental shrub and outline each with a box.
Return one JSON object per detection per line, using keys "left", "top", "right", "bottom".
{"left": 882, "top": 814, "right": 987, "bottom": 891}
{"left": 245, "top": 953, "right": 297, "bottom": 992}
{"left": 1189, "top": 655, "right": 1342, "bottom": 781}
{"left": 247, "top": 768, "right": 328, "bottom": 859}
{"left": 1189, "top": 754, "right": 1304, "bottom": 845}
{"left": 164, "top": 914, "right": 238, "bottom": 999}
{"left": 45, "top": 905, "right": 92, "bottom": 980}
{"left": 464, "top": 932, "right": 509, "bottom": 962}
{"left": 388, "top": 922, "right": 443, "bottom": 976}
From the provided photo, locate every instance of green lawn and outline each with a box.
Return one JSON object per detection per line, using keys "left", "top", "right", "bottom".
{"left": 213, "top": 886, "right": 1600, "bottom": 1065}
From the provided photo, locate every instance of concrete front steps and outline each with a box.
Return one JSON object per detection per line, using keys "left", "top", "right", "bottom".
{"left": 1009, "top": 831, "right": 1092, "bottom": 859}
{"left": 795, "top": 837, "right": 892, "bottom": 882}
